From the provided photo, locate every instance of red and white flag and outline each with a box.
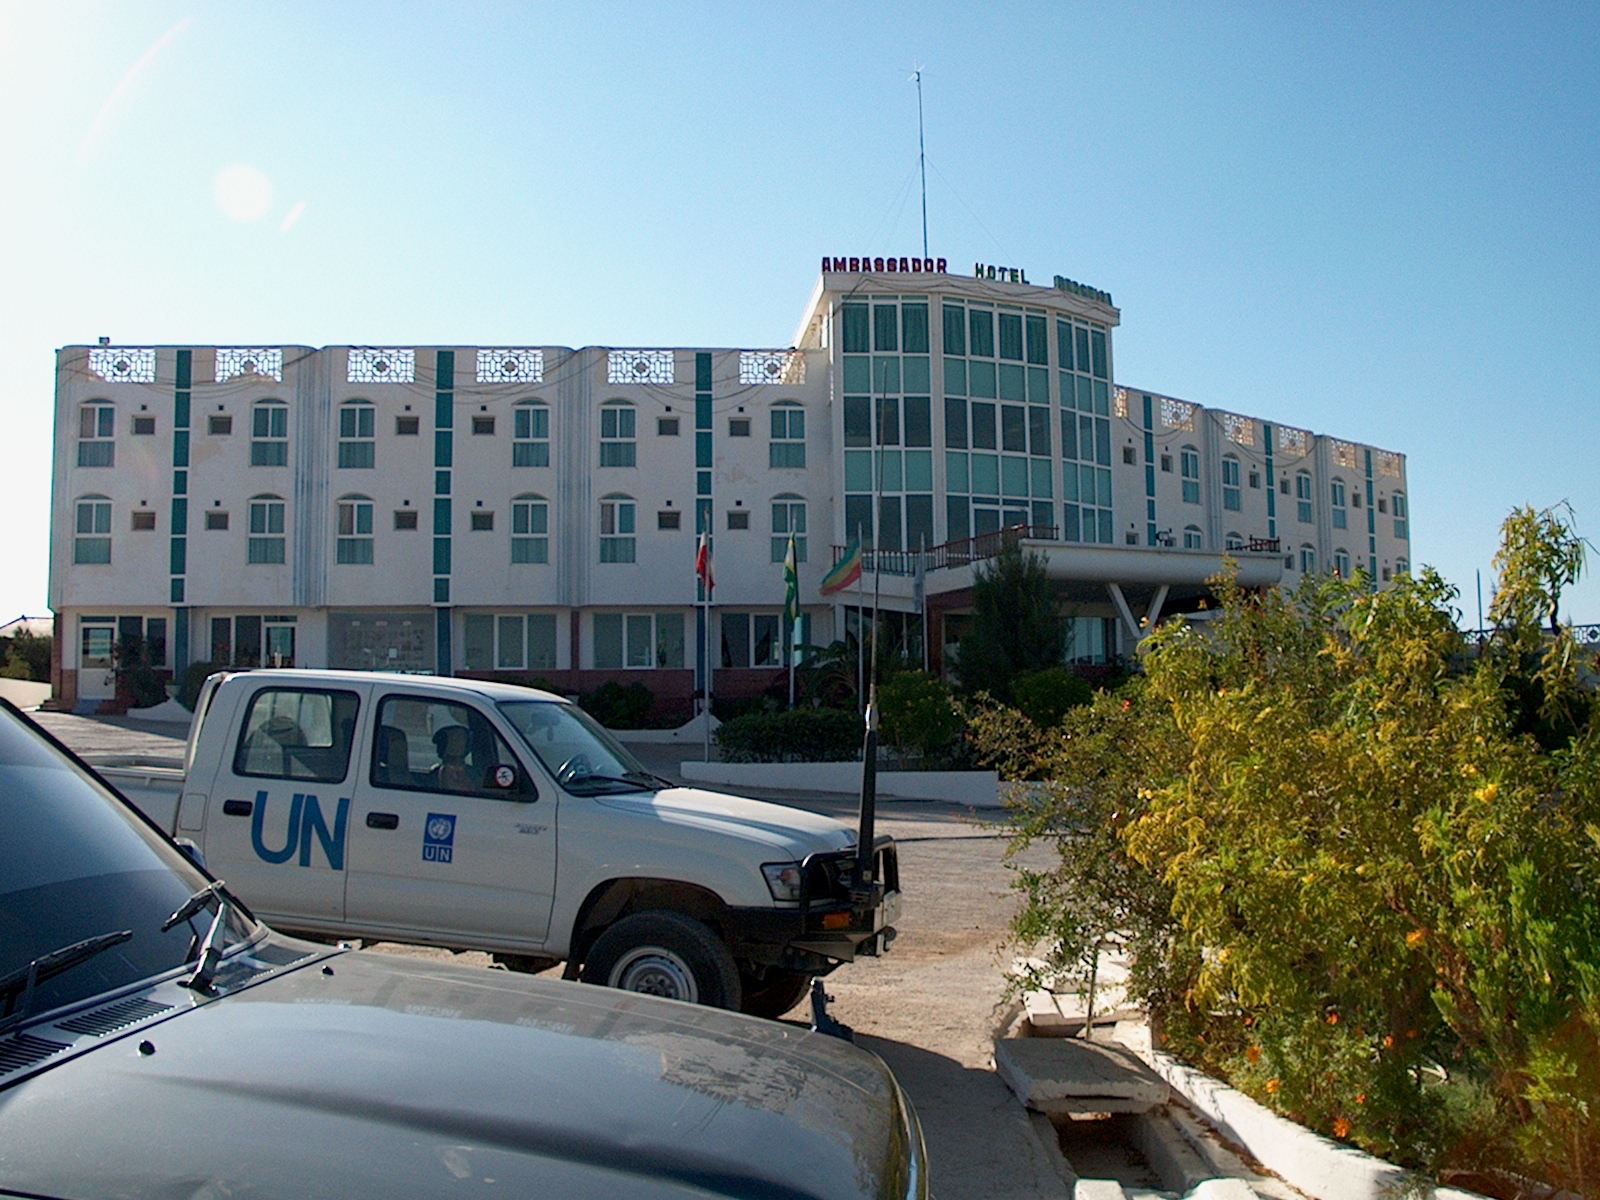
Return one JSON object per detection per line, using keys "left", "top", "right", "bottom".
{"left": 695, "top": 530, "right": 714, "bottom": 593}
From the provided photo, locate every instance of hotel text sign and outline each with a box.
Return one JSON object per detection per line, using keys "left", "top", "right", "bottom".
{"left": 822, "top": 255, "right": 948, "bottom": 274}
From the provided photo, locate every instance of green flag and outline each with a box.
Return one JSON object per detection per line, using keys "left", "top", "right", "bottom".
{"left": 783, "top": 534, "right": 799, "bottom": 627}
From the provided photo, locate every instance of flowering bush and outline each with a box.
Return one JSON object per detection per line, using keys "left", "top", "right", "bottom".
{"left": 984, "top": 506, "right": 1600, "bottom": 1189}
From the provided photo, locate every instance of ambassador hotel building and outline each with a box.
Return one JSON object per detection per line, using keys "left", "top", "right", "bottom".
{"left": 49, "top": 256, "right": 1411, "bottom": 712}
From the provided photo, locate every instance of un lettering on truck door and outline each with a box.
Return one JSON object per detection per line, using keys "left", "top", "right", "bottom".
{"left": 201, "top": 687, "right": 362, "bottom": 924}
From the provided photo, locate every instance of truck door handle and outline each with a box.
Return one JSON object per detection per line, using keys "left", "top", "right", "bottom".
{"left": 366, "top": 812, "right": 399, "bottom": 830}
{"left": 222, "top": 799, "right": 254, "bottom": 817}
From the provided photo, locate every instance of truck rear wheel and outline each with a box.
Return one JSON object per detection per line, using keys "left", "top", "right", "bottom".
{"left": 739, "top": 967, "right": 813, "bottom": 1020}
{"left": 580, "top": 912, "right": 742, "bottom": 1010}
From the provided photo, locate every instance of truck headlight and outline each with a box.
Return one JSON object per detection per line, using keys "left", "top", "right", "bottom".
{"left": 761, "top": 861, "right": 804, "bottom": 902}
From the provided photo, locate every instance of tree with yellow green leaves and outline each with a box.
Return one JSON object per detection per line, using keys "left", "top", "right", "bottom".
{"left": 985, "top": 507, "right": 1600, "bottom": 1189}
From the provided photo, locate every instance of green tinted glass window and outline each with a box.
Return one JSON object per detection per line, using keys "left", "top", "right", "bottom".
{"left": 998, "top": 312, "right": 1023, "bottom": 361}
{"left": 874, "top": 304, "right": 899, "bottom": 352}
{"left": 840, "top": 305, "right": 869, "bottom": 353}
{"left": 969, "top": 309, "right": 994, "bottom": 358}
{"left": 942, "top": 305, "right": 966, "bottom": 356}
{"left": 901, "top": 304, "right": 929, "bottom": 353}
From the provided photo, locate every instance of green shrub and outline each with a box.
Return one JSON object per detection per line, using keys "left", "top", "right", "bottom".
{"left": 979, "top": 504, "right": 1600, "bottom": 1187}
{"left": 715, "top": 707, "right": 861, "bottom": 763}
{"left": 580, "top": 681, "right": 654, "bottom": 729}
{"left": 177, "top": 662, "right": 221, "bottom": 711}
{"left": 114, "top": 638, "right": 167, "bottom": 709}
{"left": 1012, "top": 668, "right": 1092, "bottom": 729}
{"left": 878, "top": 671, "right": 964, "bottom": 760}
{"left": 0, "top": 630, "right": 51, "bottom": 682}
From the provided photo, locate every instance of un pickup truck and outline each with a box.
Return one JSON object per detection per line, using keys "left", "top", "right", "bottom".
{"left": 108, "top": 669, "right": 900, "bottom": 1017}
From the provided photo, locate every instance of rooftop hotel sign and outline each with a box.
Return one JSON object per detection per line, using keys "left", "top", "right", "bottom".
{"left": 822, "top": 256, "right": 948, "bottom": 274}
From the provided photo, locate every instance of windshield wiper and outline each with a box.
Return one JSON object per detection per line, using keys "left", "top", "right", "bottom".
{"left": 626, "top": 769, "right": 676, "bottom": 789}
{"left": 162, "top": 879, "right": 229, "bottom": 933}
{"left": 0, "top": 929, "right": 134, "bottom": 1033}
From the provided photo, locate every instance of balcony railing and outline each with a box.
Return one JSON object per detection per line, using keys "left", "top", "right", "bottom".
{"left": 833, "top": 525, "right": 1284, "bottom": 577}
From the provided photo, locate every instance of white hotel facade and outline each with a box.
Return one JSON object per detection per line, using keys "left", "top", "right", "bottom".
{"left": 49, "top": 261, "right": 1411, "bottom": 713}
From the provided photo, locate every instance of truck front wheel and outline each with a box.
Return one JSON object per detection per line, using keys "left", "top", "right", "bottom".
{"left": 739, "top": 967, "right": 813, "bottom": 1019}
{"left": 580, "top": 912, "right": 742, "bottom": 1010}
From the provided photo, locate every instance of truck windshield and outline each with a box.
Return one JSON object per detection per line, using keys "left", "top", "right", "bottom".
{"left": 497, "top": 701, "right": 656, "bottom": 795}
{"left": 0, "top": 705, "right": 251, "bottom": 1022}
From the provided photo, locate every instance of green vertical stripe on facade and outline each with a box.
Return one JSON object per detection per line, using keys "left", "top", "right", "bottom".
{"left": 433, "top": 498, "right": 451, "bottom": 531}
{"left": 435, "top": 349, "right": 455, "bottom": 667}
{"left": 434, "top": 431, "right": 453, "bottom": 467}
{"left": 1264, "top": 424, "right": 1277, "bottom": 540}
{"left": 696, "top": 431, "right": 712, "bottom": 468}
{"left": 433, "top": 537, "right": 451, "bottom": 575}
{"left": 170, "top": 352, "right": 191, "bottom": 661}
{"left": 1142, "top": 393, "right": 1156, "bottom": 546}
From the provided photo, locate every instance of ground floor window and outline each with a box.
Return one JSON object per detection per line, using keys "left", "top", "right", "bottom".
{"left": 328, "top": 611, "right": 431, "bottom": 672}
{"left": 593, "top": 612, "right": 685, "bottom": 669}
{"left": 211, "top": 614, "right": 296, "bottom": 668}
{"left": 80, "top": 618, "right": 115, "bottom": 669}
{"left": 1065, "top": 616, "right": 1111, "bottom": 664}
{"left": 462, "top": 612, "right": 559, "bottom": 671}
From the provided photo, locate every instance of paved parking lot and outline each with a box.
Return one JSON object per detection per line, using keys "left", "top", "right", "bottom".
{"left": 35, "top": 710, "right": 1069, "bottom": 1200}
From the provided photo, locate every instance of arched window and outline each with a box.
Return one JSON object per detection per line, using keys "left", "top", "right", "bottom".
{"left": 599, "top": 401, "right": 636, "bottom": 467}
{"left": 1225, "top": 531, "right": 1244, "bottom": 552}
{"left": 1330, "top": 477, "right": 1347, "bottom": 529}
{"left": 1395, "top": 556, "right": 1409, "bottom": 577}
{"left": 770, "top": 402, "right": 806, "bottom": 469}
{"left": 1183, "top": 524, "right": 1203, "bottom": 550}
{"left": 248, "top": 494, "right": 286, "bottom": 563}
{"left": 1180, "top": 445, "right": 1200, "bottom": 504}
{"left": 511, "top": 494, "right": 549, "bottom": 564}
{"left": 1221, "top": 454, "right": 1241, "bottom": 511}
{"left": 1299, "top": 543, "right": 1316, "bottom": 574}
{"left": 1296, "top": 470, "right": 1313, "bottom": 523}
{"left": 78, "top": 402, "right": 115, "bottom": 467}
{"left": 74, "top": 495, "right": 112, "bottom": 563}
{"left": 336, "top": 494, "right": 374, "bottom": 563}
{"left": 338, "top": 400, "right": 375, "bottom": 469}
{"left": 771, "top": 494, "right": 807, "bottom": 563}
{"left": 251, "top": 400, "right": 289, "bottom": 466}
{"left": 599, "top": 494, "right": 635, "bottom": 562}
{"left": 1393, "top": 491, "right": 1408, "bottom": 539}
{"left": 1334, "top": 548, "right": 1350, "bottom": 578}
{"left": 513, "top": 400, "right": 550, "bottom": 467}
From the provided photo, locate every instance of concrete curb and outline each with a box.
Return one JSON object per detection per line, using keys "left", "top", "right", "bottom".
{"left": 1144, "top": 1051, "right": 1486, "bottom": 1200}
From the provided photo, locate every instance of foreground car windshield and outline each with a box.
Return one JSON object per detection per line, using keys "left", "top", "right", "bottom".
{"left": 497, "top": 701, "right": 654, "bottom": 794}
{"left": 0, "top": 706, "right": 251, "bottom": 1020}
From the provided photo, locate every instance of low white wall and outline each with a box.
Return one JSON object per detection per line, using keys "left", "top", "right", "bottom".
{"left": 678, "top": 760, "right": 1000, "bottom": 807}
{"left": 1146, "top": 1051, "right": 1485, "bottom": 1200}
{"left": 612, "top": 712, "right": 720, "bottom": 745}
{"left": 0, "top": 679, "right": 51, "bottom": 709}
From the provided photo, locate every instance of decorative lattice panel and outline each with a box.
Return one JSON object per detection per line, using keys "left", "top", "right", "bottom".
{"left": 607, "top": 350, "right": 675, "bottom": 385}
{"left": 88, "top": 347, "right": 155, "bottom": 383}
{"left": 216, "top": 348, "right": 283, "bottom": 382}
{"left": 1277, "top": 427, "right": 1308, "bottom": 457}
{"left": 1160, "top": 398, "right": 1194, "bottom": 431}
{"left": 738, "top": 350, "right": 804, "bottom": 386}
{"left": 347, "top": 348, "right": 415, "bottom": 384}
{"left": 1378, "top": 451, "right": 1403, "bottom": 478}
{"left": 1333, "top": 440, "right": 1358, "bottom": 469}
{"left": 1221, "top": 413, "right": 1255, "bottom": 446}
{"left": 477, "top": 348, "right": 544, "bottom": 384}
{"left": 1112, "top": 387, "right": 1129, "bottom": 419}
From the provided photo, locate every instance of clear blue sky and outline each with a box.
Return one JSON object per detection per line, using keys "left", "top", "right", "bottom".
{"left": 3, "top": 2, "right": 1597, "bottom": 624}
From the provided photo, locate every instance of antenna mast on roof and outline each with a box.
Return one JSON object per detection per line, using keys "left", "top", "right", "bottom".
{"left": 914, "top": 65, "right": 929, "bottom": 260}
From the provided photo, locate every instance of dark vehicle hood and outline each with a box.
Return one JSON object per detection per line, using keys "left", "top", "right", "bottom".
{"left": 0, "top": 947, "right": 913, "bottom": 1200}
